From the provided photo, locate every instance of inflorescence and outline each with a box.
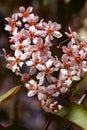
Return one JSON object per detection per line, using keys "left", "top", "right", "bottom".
{"left": 4, "top": 6, "right": 87, "bottom": 113}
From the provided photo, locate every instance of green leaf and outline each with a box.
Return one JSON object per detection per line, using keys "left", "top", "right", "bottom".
{"left": 0, "top": 85, "right": 21, "bottom": 104}
{"left": 56, "top": 104, "right": 87, "bottom": 130}
{"left": 75, "top": 75, "right": 87, "bottom": 96}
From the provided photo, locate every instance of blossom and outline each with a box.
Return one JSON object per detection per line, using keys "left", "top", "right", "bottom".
{"left": 25, "top": 14, "right": 39, "bottom": 28}
{"left": 43, "top": 21, "right": 62, "bottom": 42}
{"left": 49, "top": 101, "right": 63, "bottom": 112}
{"left": 25, "top": 79, "right": 40, "bottom": 97}
{"left": 61, "top": 54, "right": 70, "bottom": 69}
{"left": 10, "top": 29, "right": 28, "bottom": 44}
{"left": 65, "top": 27, "right": 78, "bottom": 43}
{"left": 5, "top": 13, "right": 21, "bottom": 33}
{"left": 62, "top": 41, "right": 74, "bottom": 57}
{"left": 5, "top": 50, "right": 24, "bottom": 72}
{"left": 41, "top": 100, "right": 63, "bottom": 113}
{"left": 59, "top": 68, "right": 81, "bottom": 87}
{"left": 23, "top": 26, "right": 41, "bottom": 44}
{"left": 19, "top": 6, "right": 33, "bottom": 21}
{"left": 4, "top": 5, "right": 87, "bottom": 113}
{"left": 36, "top": 58, "right": 56, "bottom": 85}
{"left": 29, "top": 38, "right": 52, "bottom": 59}
{"left": 26, "top": 52, "right": 40, "bottom": 75}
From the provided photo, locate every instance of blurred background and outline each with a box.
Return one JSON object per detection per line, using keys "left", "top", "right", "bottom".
{"left": 0, "top": 0, "right": 87, "bottom": 130}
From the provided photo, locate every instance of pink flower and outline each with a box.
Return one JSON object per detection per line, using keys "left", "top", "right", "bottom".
{"left": 49, "top": 101, "right": 63, "bottom": 112}
{"left": 6, "top": 50, "right": 24, "bottom": 72}
{"left": 25, "top": 79, "right": 40, "bottom": 97}
{"left": 25, "top": 14, "right": 39, "bottom": 28}
{"left": 29, "top": 38, "right": 52, "bottom": 59}
{"left": 10, "top": 29, "right": 28, "bottom": 44}
{"left": 62, "top": 41, "right": 74, "bottom": 57}
{"left": 65, "top": 27, "right": 78, "bottom": 43}
{"left": 36, "top": 58, "right": 55, "bottom": 85}
{"left": 47, "top": 84, "right": 60, "bottom": 97}
{"left": 69, "top": 50, "right": 83, "bottom": 66}
{"left": 78, "top": 42, "right": 87, "bottom": 57}
{"left": 43, "top": 21, "right": 62, "bottom": 41}
{"left": 61, "top": 54, "right": 70, "bottom": 69}
{"left": 36, "top": 19, "right": 44, "bottom": 30}
{"left": 38, "top": 86, "right": 54, "bottom": 106}
{"left": 4, "top": 5, "right": 87, "bottom": 113}
{"left": 59, "top": 68, "right": 81, "bottom": 87}
{"left": 5, "top": 13, "right": 21, "bottom": 33}
{"left": 19, "top": 6, "right": 33, "bottom": 21}
{"left": 26, "top": 52, "right": 39, "bottom": 75}
{"left": 24, "top": 26, "right": 40, "bottom": 44}
{"left": 41, "top": 100, "right": 63, "bottom": 113}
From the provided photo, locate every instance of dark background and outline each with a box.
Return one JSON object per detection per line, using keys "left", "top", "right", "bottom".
{"left": 0, "top": 0, "right": 87, "bottom": 130}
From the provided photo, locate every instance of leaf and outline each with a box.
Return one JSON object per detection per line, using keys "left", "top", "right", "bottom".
{"left": 56, "top": 104, "right": 87, "bottom": 130}
{"left": 65, "top": 75, "right": 87, "bottom": 102}
{"left": 75, "top": 75, "right": 87, "bottom": 96}
{"left": 0, "top": 85, "right": 21, "bottom": 104}
{"left": 66, "top": 77, "right": 83, "bottom": 97}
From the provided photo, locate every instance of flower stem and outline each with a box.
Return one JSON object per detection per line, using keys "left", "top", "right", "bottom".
{"left": 44, "top": 116, "right": 53, "bottom": 130}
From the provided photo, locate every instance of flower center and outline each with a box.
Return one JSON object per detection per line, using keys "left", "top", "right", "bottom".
{"left": 29, "top": 32, "right": 35, "bottom": 39}
{"left": 29, "top": 21, "right": 36, "bottom": 26}
{"left": 39, "top": 45, "right": 45, "bottom": 51}
{"left": 79, "top": 42, "right": 84, "bottom": 50}
{"left": 62, "top": 63, "right": 69, "bottom": 69}
{"left": 33, "top": 60, "right": 39, "bottom": 66}
{"left": 18, "top": 45, "right": 24, "bottom": 50}
{"left": 45, "top": 68, "right": 50, "bottom": 74}
{"left": 10, "top": 21, "right": 16, "bottom": 27}
{"left": 15, "top": 58, "right": 20, "bottom": 64}
{"left": 19, "top": 36, "right": 25, "bottom": 43}
{"left": 67, "top": 74, "right": 72, "bottom": 79}
{"left": 75, "top": 57, "right": 81, "bottom": 63}
{"left": 47, "top": 29, "right": 53, "bottom": 35}
{"left": 23, "top": 11, "right": 29, "bottom": 17}
{"left": 67, "top": 49, "right": 73, "bottom": 56}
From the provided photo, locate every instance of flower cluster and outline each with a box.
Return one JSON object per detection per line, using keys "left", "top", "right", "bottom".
{"left": 4, "top": 6, "right": 87, "bottom": 113}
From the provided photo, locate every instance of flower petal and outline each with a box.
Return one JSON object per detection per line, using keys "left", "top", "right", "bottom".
{"left": 28, "top": 90, "right": 36, "bottom": 97}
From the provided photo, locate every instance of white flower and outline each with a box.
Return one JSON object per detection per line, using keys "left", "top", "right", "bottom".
{"left": 43, "top": 21, "right": 62, "bottom": 42}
